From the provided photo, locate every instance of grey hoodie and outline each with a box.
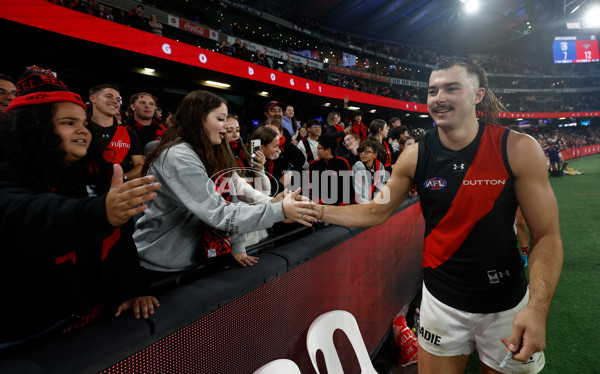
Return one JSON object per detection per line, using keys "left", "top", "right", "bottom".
{"left": 134, "top": 143, "right": 284, "bottom": 272}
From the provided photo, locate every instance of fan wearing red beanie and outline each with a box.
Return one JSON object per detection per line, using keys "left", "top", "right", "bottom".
{"left": 0, "top": 66, "right": 161, "bottom": 349}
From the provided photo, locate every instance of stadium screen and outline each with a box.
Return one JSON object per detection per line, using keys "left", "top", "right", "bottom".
{"left": 553, "top": 36, "right": 600, "bottom": 64}
{"left": 580, "top": 120, "right": 591, "bottom": 126}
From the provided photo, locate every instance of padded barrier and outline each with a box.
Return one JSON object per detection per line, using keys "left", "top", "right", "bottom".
{"left": 0, "top": 198, "right": 424, "bottom": 374}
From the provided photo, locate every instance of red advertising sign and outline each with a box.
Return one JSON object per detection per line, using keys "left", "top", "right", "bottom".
{"left": 562, "top": 145, "right": 600, "bottom": 160}
{"left": 168, "top": 15, "right": 217, "bottom": 40}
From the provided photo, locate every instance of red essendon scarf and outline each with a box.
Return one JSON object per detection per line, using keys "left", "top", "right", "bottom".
{"left": 202, "top": 175, "right": 232, "bottom": 259}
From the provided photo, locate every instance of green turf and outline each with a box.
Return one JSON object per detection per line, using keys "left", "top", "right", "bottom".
{"left": 543, "top": 154, "right": 600, "bottom": 373}
{"left": 466, "top": 154, "right": 600, "bottom": 373}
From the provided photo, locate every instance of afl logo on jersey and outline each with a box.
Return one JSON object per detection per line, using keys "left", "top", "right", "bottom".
{"left": 424, "top": 177, "right": 447, "bottom": 190}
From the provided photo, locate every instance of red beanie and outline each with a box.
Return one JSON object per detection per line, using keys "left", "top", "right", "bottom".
{"left": 5, "top": 65, "right": 86, "bottom": 113}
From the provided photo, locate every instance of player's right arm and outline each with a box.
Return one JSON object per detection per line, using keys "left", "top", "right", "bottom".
{"left": 318, "top": 142, "right": 418, "bottom": 227}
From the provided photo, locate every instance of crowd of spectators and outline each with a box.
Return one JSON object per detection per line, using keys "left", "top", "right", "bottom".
{"left": 501, "top": 94, "right": 600, "bottom": 113}
{"left": 0, "top": 61, "right": 430, "bottom": 351}
{"left": 527, "top": 126, "right": 600, "bottom": 150}
{"left": 45, "top": 0, "right": 600, "bottom": 111}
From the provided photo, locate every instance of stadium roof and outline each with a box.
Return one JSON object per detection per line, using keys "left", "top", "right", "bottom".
{"left": 271, "top": 0, "right": 590, "bottom": 52}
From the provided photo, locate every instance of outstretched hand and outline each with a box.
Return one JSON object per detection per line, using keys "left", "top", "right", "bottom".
{"left": 105, "top": 164, "right": 161, "bottom": 226}
{"left": 115, "top": 295, "right": 160, "bottom": 319}
{"left": 500, "top": 305, "right": 547, "bottom": 363}
{"left": 282, "top": 188, "right": 318, "bottom": 227}
{"left": 233, "top": 252, "right": 259, "bottom": 267}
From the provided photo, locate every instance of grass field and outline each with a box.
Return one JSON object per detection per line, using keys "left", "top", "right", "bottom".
{"left": 465, "top": 154, "right": 600, "bottom": 373}
{"left": 543, "top": 154, "right": 600, "bottom": 373}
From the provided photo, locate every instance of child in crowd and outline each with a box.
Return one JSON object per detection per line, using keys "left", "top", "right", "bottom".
{"left": 352, "top": 138, "right": 388, "bottom": 203}
{"left": 0, "top": 66, "right": 160, "bottom": 349}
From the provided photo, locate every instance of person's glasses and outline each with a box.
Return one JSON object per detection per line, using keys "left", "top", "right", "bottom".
{"left": 360, "top": 149, "right": 376, "bottom": 155}
{"left": 0, "top": 88, "right": 17, "bottom": 97}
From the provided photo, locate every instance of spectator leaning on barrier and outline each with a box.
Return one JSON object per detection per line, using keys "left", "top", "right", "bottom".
{"left": 0, "top": 66, "right": 161, "bottom": 349}
{"left": 134, "top": 90, "right": 317, "bottom": 278}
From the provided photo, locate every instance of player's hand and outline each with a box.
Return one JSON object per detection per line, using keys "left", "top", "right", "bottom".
{"left": 282, "top": 188, "right": 318, "bottom": 227}
{"left": 500, "top": 305, "right": 546, "bottom": 363}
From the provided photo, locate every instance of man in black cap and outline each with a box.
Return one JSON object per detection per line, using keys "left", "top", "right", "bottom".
{"left": 264, "top": 99, "right": 296, "bottom": 149}
{"left": 264, "top": 100, "right": 285, "bottom": 122}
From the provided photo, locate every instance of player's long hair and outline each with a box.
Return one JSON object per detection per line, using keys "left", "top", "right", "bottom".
{"left": 433, "top": 57, "right": 507, "bottom": 125}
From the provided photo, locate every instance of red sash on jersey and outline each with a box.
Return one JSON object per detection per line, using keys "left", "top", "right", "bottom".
{"left": 102, "top": 125, "right": 131, "bottom": 165}
{"left": 202, "top": 175, "right": 232, "bottom": 259}
{"left": 423, "top": 125, "right": 508, "bottom": 269}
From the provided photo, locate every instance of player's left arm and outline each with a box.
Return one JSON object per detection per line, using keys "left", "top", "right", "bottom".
{"left": 502, "top": 131, "right": 563, "bottom": 361}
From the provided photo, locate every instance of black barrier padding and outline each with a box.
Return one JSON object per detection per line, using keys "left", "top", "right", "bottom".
{"left": 269, "top": 224, "right": 352, "bottom": 268}
{"left": 0, "top": 313, "right": 152, "bottom": 374}
{"left": 0, "top": 198, "right": 423, "bottom": 373}
{"left": 145, "top": 253, "right": 289, "bottom": 340}
{"left": 0, "top": 359, "right": 46, "bottom": 374}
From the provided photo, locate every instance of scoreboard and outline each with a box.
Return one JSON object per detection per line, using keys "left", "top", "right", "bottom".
{"left": 553, "top": 36, "right": 599, "bottom": 64}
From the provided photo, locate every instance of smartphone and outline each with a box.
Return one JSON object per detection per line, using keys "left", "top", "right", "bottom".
{"left": 251, "top": 139, "right": 261, "bottom": 157}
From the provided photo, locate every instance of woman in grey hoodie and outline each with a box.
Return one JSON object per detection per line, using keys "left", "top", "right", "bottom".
{"left": 134, "top": 90, "right": 317, "bottom": 277}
